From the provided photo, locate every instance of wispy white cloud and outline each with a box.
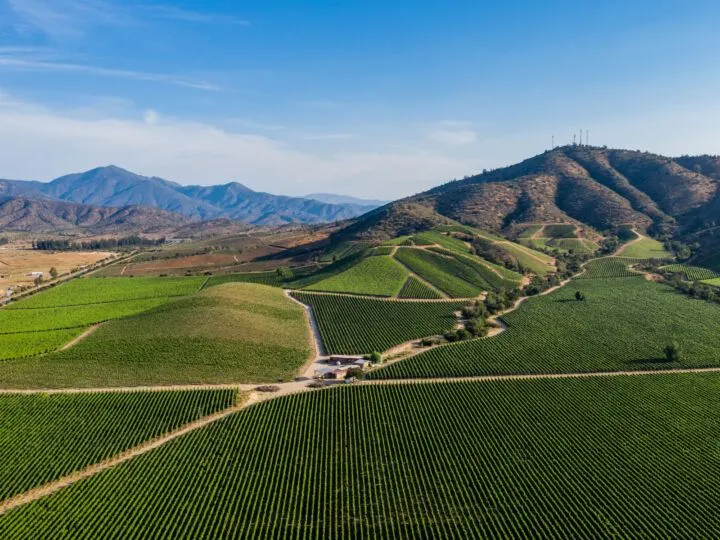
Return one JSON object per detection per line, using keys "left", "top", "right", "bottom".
{"left": 7, "top": 0, "right": 128, "bottom": 39}
{"left": 0, "top": 94, "right": 470, "bottom": 199}
{"left": 0, "top": 57, "right": 224, "bottom": 91}
{"left": 6, "top": 0, "right": 250, "bottom": 40}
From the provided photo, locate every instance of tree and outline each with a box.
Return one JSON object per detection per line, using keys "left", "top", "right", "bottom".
{"left": 664, "top": 341, "right": 682, "bottom": 363}
{"left": 33, "top": 275, "right": 43, "bottom": 286}
{"left": 369, "top": 351, "right": 382, "bottom": 364}
{"left": 575, "top": 291, "right": 585, "bottom": 301}
{"left": 49, "top": 267, "right": 58, "bottom": 279}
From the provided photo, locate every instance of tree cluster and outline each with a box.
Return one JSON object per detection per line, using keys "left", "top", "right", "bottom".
{"left": 33, "top": 236, "right": 165, "bottom": 251}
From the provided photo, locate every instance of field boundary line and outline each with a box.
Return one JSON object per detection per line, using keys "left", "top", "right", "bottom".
{"left": 284, "top": 290, "right": 327, "bottom": 375}
{"left": 363, "top": 366, "right": 720, "bottom": 386}
{"left": 0, "top": 393, "right": 255, "bottom": 516}
{"left": 60, "top": 324, "right": 101, "bottom": 351}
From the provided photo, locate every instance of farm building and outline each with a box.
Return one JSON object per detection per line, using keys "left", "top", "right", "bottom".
{"left": 314, "top": 367, "right": 351, "bottom": 380}
{"left": 26, "top": 271, "right": 43, "bottom": 278}
{"left": 354, "top": 359, "right": 372, "bottom": 371}
{"left": 329, "top": 355, "right": 363, "bottom": 366}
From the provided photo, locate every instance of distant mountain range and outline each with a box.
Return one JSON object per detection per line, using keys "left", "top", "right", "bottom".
{"left": 339, "top": 146, "right": 720, "bottom": 240}
{"left": 0, "top": 166, "right": 384, "bottom": 232}
{"left": 0, "top": 196, "right": 187, "bottom": 233}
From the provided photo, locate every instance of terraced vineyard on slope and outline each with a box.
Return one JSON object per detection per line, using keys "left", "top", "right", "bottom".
{"left": 3, "top": 376, "right": 720, "bottom": 538}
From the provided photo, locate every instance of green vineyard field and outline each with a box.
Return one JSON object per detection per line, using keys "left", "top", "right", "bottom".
{"left": 660, "top": 264, "right": 720, "bottom": 281}
{"left": 0, "top": 284, "right": 311, "bottom": 388}
{"left": 305, "top": 256, "right": 408, "bottom": 297}
{"left": 397, "top": 276, "right": 444, "bottom": 299}
{"left": 291, "top": 292, "right": 463, "bottom": 354}
{"left": 3, "top": 376, "right": 720, "bottom": 537}
{"left": 394, "top": 249, "right": 484, "bottom": 298}
{"left": 0, "top": 389, "right": 235, "bottom": 502}
{"left": 577, "top": 257, "right": 643, "bottom": 279}
{"left": 370, "top": 277, "right": 720, "bottom": 379}
{"left": 7, "top": 277, "right": 206, "bottom": 309}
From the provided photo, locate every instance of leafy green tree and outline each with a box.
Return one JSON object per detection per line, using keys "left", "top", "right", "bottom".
{"left": 369, "top": 351, "right": 382, "bottom": 364}
{"left": 575, "top": 291, "right": 585, "bottom": 301}
{"left": 49, "top": 267, "right": 58, "bottom": 279}
{"left": 664, "top": 341, "right": 682, "bottom": 362}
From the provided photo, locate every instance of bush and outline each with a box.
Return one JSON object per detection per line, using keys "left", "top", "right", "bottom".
{"left": 369, "top": 351, "right": 382, "bottom": 364}
{"left": 575, "top": 291, "right": 585, "bottom": 301}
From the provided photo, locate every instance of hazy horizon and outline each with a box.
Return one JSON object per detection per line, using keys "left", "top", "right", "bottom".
{"left": 1, "top": 0, "right": 719, "bottom": 199}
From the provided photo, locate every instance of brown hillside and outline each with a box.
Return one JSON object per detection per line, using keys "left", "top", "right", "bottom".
{"left": 339, "top": 146, "right": 720, "bottom": 240}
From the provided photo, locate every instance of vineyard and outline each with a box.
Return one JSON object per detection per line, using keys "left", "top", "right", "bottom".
{"left": 397, "top": 276, "right": 444, "bottom": 299}
{"left": 577, "top": 257, "right": 644, "bottom": 279}
{"left": 0, "top": 283, "right": 311, "bottom": 388}
{"left": 393, "top": 249, "right": 484, "bottom": 298}
{"left": 291, "top": 292, "right": 464, "bottom": 354}
{"left": 305, "top": 256, "right": 408, "bottom": 297}
{"left": 6, "top": 276, "right": 206, "bottom": 308}
{"left": 617, "top": 234, "right": 672, "bottom": 259}
{"left": 0, "top": 297, "right": 171, "bottom": 334}
{"left": 3, "top": 375, "right": 720, "bottom": 537}
{"left": 0, "top": 389, "right": 235, "bottom": 502}
{"left": 495, "top": 241, "right": 555, "bottom": 275}
{"left": 659, "top": 264, "right": 720, "bottom": 281}
{"left": 369, "top": 277, "right": 720, "bottom": 379}
{"left": 0, "top": 328, "right": 83, "bottom": 361}
{"left": 204, "top": 271, "right": 285, "bottom": 288}
{"left": 542, "top": 224, "right": 577, "bottom": 238}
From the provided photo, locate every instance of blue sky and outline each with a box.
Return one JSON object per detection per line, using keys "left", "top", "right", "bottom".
{"left": 1, "top": 0, "right": 720, "bottom": 198}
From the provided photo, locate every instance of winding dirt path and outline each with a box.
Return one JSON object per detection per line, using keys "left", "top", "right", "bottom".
{"left": 614, "top": 229, "right": 644, "bottom": 257}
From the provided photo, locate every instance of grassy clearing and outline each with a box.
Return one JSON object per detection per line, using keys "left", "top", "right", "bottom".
{"left": 702, "top": 277, "right": 720, "bottom": 287}
{"left": 370, "top": 277, "right": 720, "bottom": 379}
{"left": 397, "top": 276, "right": 444, "bottom": 299}
{"left": 7, "top": 277, "right": 206, "bottom": 308}
{"left": 0, "top": 283, "right": 311, "bottom": 388}
{"left": 5, "top": 375, "right": 720, "bottom": 537}
{"left": 394, "top": 249, "right": 484, "bottom": 298}
{"left": 618, "top": 233, "right": 672, "bottom": 259}
{"left": 0, "top": 389, "right": 235, "bottom": 501}
{"left": 291, "top": 292, "right": 463, "bottom": 354}
{"left": 305, "top": 256, "right": 408, "bottom": 297}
